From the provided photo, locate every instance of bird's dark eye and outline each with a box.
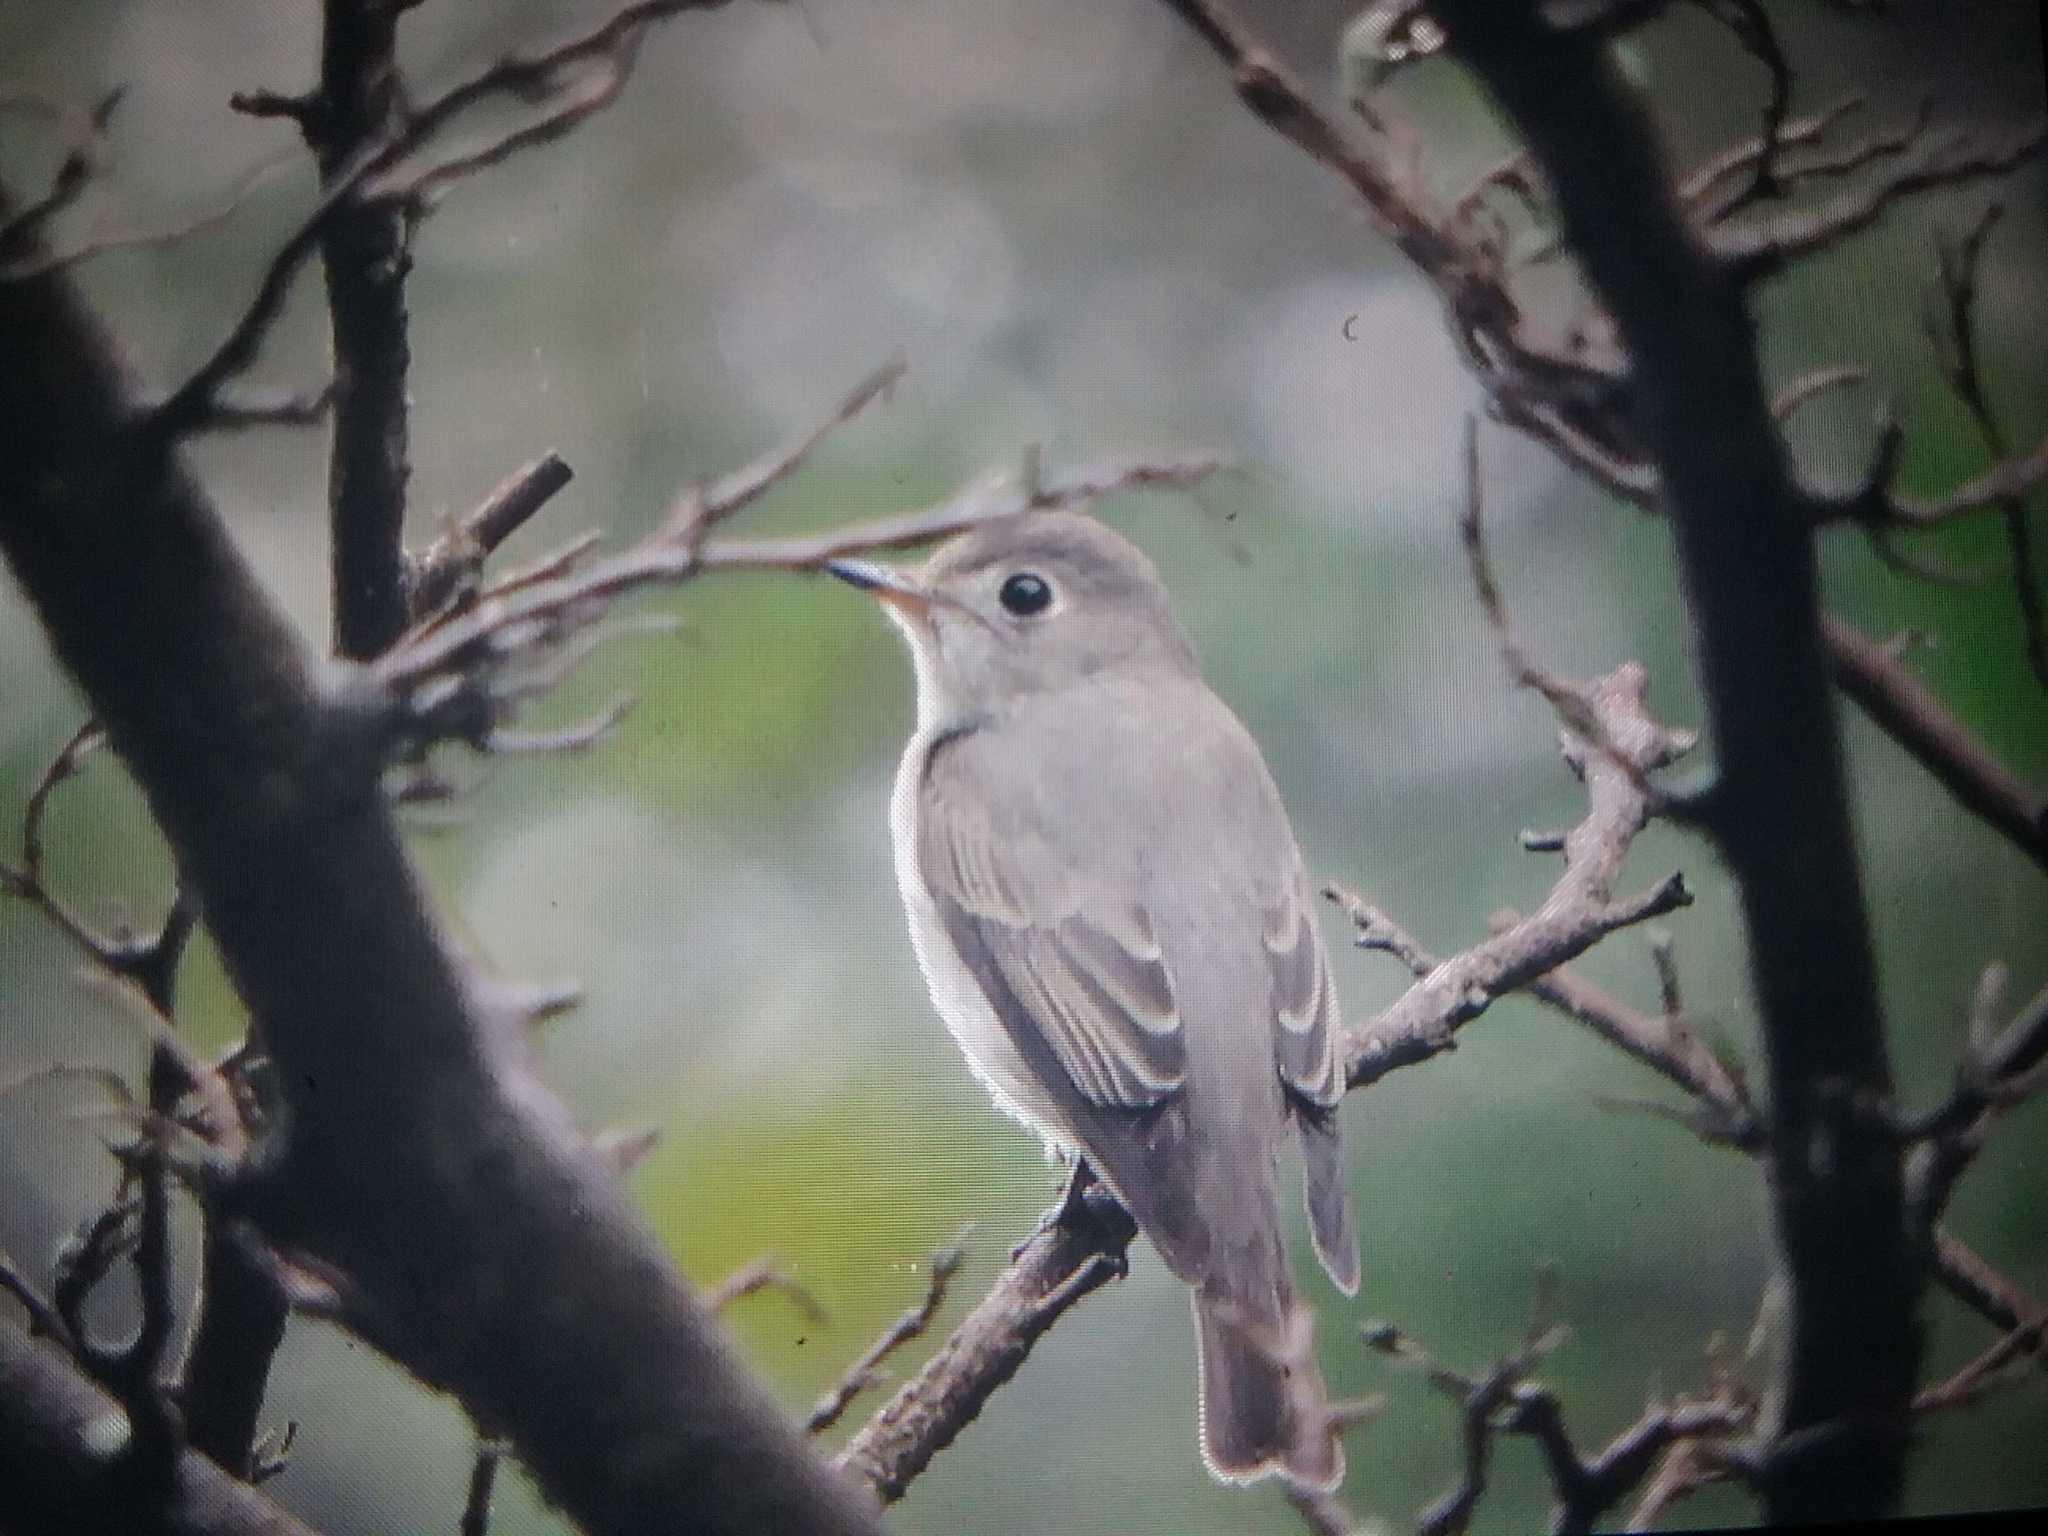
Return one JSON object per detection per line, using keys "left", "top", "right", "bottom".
{"left": 998, "top": 571, "right": 1053, "bottom": 617}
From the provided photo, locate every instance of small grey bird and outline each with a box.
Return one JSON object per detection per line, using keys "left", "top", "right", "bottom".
{"left": 828, "top": 510, "right": 1359, "bottom": 1488}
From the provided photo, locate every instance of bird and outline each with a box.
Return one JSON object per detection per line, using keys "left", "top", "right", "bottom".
{"left": 826, "top": 509, "right": 1359, "bottom": 1488}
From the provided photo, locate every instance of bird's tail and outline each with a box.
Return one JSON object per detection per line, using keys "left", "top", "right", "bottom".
{"left": 1192, "top": 1261, "right": 1343, "bottom": 1490}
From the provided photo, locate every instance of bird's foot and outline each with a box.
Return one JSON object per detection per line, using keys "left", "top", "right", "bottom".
{"left": 1011, "top": 1159, "right": 1131, "bottom": 1264}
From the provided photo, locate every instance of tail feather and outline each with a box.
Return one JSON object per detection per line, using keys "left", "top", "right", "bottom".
{"left": 1193, "top": 1284, "right": 1344, "bottom": 1490}
{"left": 1300, "top": 1109, "right": 1361, "bottom": 1296}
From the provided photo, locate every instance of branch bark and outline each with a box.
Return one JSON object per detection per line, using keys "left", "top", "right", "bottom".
{"left": 1, "top": 1313, "right": 319, "bottom": 1536}
{"left": 310, "top": 0, "right": 415, "bottom": 659}
{"left": 0, "top": 186, "right": 886, "bottom": 1536}
{"left": 1422, "top": 5, "right": 1919, "bottom": 1519}
{"left": 1824, "top": 615, "right": 2048, "bottom": 875}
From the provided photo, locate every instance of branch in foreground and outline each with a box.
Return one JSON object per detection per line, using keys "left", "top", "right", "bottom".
{"left": 307, "top": 0, "right": 418, "bottom": 660}
{"left": 0, "top": 184, "right": 886, "bottom": 1536}
{"left": 1, "top": 1312, "right": 321, "bottom": 1536}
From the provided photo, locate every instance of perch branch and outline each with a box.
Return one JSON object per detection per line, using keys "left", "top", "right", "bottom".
{"left": 836, "top": 1191, "right": 1135, "bottom": 1504}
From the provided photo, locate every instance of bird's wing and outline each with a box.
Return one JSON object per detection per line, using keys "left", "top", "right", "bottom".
{"left": 1261, "top": 869, "right": 1345, "bottom": 1111}
{"left": 917, "top": 726, "right": 1211, "bottom": 1278}
{"left": 918, "top": 754, "right": 1186, "bottom": 1109}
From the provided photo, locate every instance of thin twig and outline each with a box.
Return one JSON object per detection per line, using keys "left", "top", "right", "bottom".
{"left": 836, "top": 1193, "right": 1135, "bottom": 1503}
{"left": 460, "top": 1440, "right": 504, "bottom": 1536}
{"left": 408, "top": 453, "right": 577, "bottom": 621}
{"left": 704, "top": 1258, "right": 827, "bottom": 1321}
{"left": 807, "top": 1229, "right": 969, "bottom": 1436}
{"left": 1823, "top": 615, "right": 2048, "bottom": 874}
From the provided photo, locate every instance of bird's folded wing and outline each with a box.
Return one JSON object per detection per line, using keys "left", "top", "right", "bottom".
{"left": 919, "top": 775, "right": 1186, "bottom": 1108}
{"left": 1262, "top": 875, "right": 1345, "bottom": 1109}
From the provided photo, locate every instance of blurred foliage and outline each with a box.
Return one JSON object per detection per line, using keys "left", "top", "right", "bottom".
{"left": 2, "top": 1, "right": 2045, "bottom": 1533}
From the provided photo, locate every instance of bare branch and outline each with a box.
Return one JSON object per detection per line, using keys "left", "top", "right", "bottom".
{"left": 153, "top": 0, "right": 745, "bottom": 443}
{"left": 703, "top": 1258, "right": 827, "bottom": 1321}
{"left": 1361, "top": 1291, "right": 1751, "bottom": 1536}
{"left": 1902, "top": 969, "right": 2048, "bottom": 1226}
{"left": 0, "top": 1249, "right": 73, "bottom": 1350}
{"left": 192, "top": 382, "right": 338, "bottom": 434}
{"left": 1680, "top": 94, "right": 1864, "bottom": 212}
{"left": 408, "top": 453, "right": 576, "bottom": 620}
{"left": 460, "top": 1440, "right": 505, "bottom": 1536}
{"left": 663, "top": 357, "right": 907, "bottom": 552}
{"left": 807, "top": 1229, "right": 968, "bottom": 1436}
{"left": 309, "top": 0, "right": 419, "bottom": 660}
{"left": 1913, "top": 1310, "right": 2048, "bottom": 1413}
{"left": 1, "top": 1311, "right": 326, "bottom": 1536}
{"left": 1923, "top": 202, "right": 2048, "bottom": 686}
{"left": 1694, "top": 0, "right": 1794, "bottom": 220}
{"left": 1823, "top": 615, "right": 2048, "bottom": 874}
{"left": 373, "top": 367, "right": 1220, "bottom": 767}
{"left": 1422, "top": 5, "right": 1918, "bottom": 1517}
{"left": 1933, "top": 1228, "right": 2046, "bottom": 1341}
{"left": 1, "top": 721, "right": 197, "bottom": 1014}
{"left": 1333, "top": 652, "right": 1693, "bottom": 1089}
{"left": 0, "top": 179, "right": 889, "bottom": 1536}
{"left": 0, "top": 149, "right": 301, "bottom": 282}
{"left": 1712, "top": 118, "right": 2046, "bottom": 281}
{"left": 836, "top": 1192, "right": 1135, "bottom": 1504}
{"left": 0, "top": 87, "right": 121, "bottom": 262}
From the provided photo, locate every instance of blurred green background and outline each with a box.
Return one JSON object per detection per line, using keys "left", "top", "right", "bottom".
{"left": 2, "top": 1, "right": 2044, "bottom": 1531}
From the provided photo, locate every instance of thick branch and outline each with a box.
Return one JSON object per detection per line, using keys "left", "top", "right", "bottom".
{"left": 1, "top": 1313, "right": 320, "bottom": 1536}
{"left": 310, "top": 0, "right": 415, "bottom": 659}
{"left": 1424, "top": 4, "right": 1916, "bottom": 1520}
{"left": 0, "top": 187, "right": 885, "bottom": 1536}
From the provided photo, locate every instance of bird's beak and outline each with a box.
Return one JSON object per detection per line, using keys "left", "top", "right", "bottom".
{"left": 823, "top": 557, "right": 933, "bottom": 620}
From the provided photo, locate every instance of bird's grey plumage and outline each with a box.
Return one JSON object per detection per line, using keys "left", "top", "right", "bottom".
{"left": 837, "top": 510, "right": 1360, "bottom": 1488}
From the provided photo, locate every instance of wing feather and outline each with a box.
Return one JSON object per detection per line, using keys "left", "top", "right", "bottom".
{"left": 1263, "top": 877, "right": 1344, "bottom": 1108}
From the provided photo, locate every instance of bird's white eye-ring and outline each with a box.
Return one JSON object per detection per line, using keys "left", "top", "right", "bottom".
{"left": 998, "top": 571, "right": 1054, "bottom": 617}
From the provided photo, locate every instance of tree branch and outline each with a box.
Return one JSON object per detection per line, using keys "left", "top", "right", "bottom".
{"left": 305, "top": 0, "right": 417, "bottom": 660}
{"left": 807, "top": 1229, "right": 968, "bottom": 1436}
{"left": 1332, "top": 652, "right": 1693, "bottom": 1088}
{"left": 1, "top": 1313, "right": 322, "bottom": 1536}
{"left": 836, "top": 1190, "right": 1135, "bottom": 1505}
{"left": 0, "top": 185, "right": 886, "bottom": 1536}
{"left": 1824, "top": 616, "right": 2048, "bottom": 874}
{"left": 1419, "top": 5, "right": 1916, "bottom": 1520}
